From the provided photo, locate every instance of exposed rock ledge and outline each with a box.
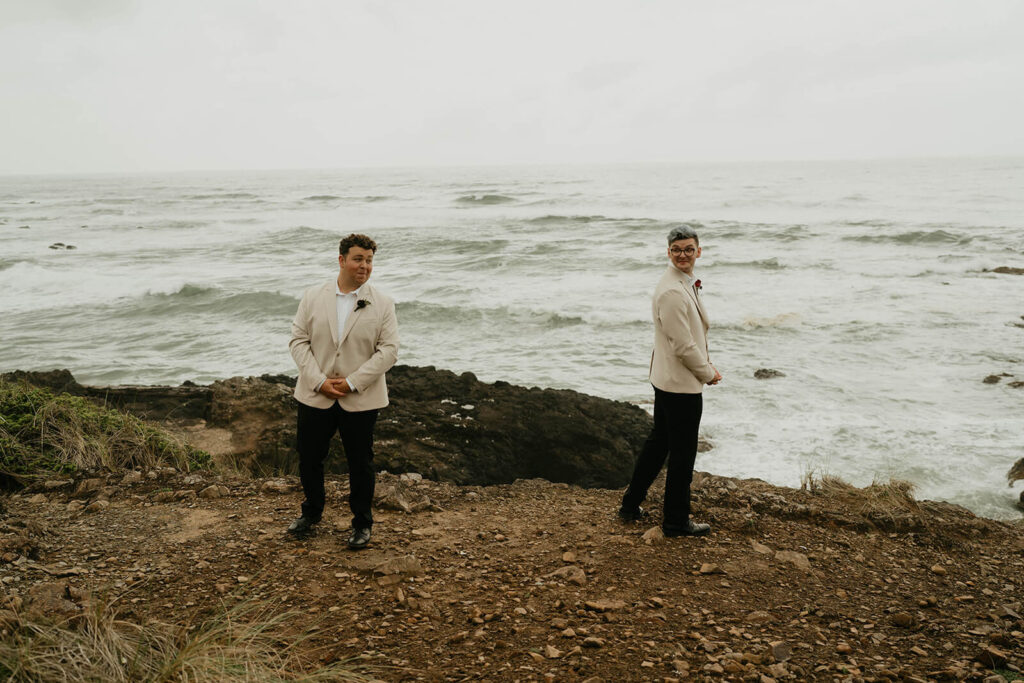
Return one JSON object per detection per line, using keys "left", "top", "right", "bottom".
{"left": 2, "top": 367, "right": 710, "bottom": 489}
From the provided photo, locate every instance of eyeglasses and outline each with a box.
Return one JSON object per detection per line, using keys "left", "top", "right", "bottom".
{"left": 669, "top": 247, "right": 697, "bottom": 256}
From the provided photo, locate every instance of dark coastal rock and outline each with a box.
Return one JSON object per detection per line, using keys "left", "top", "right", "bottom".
{"left": 983, "top": 374, "right": 1010, "bottom": 384}
{"left": 988, "top": 266, "right": 1024, "bottom": 275}
{"left": 5, "top": 367, "right": 661, "bottom": 489}
{"left": 1008, "top": 457, "right": 1024, "bottom": 486}
{"left": 2, "top": 369, "right": 83, "bottom": 395}
{"left": 754, "top": 368, "right": 786, "bottom": 379}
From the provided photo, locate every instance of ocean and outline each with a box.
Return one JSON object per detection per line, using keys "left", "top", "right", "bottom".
{"left": 1, "top": 159, "right": 1022, "bottom": 519}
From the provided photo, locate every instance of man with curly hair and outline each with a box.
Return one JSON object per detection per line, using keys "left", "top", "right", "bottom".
{"left": 287, "top": 233, "right": 399, "bottom": 549}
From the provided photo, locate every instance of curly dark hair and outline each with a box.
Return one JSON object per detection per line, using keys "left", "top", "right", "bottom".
{"left": 339, "top": 233, "right": 378, "bottom": 256}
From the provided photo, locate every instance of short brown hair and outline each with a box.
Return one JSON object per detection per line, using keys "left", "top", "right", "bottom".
{"left": 339, "top": 233, "right": 377, "bottom": 256}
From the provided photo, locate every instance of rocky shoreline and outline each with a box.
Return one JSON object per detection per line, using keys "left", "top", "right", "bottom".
{"left": 3, "top": 366, "right": 709, "bottom": 489}
{"left": 2, "top": 368, "right": 1024, "bottom": 680}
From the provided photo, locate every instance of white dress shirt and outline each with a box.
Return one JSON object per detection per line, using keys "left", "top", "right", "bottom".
{"left": 314, "top": 283, "right": 364, "bottom": 394}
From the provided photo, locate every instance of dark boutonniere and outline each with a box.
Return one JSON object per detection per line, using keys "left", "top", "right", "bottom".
{"left": 355, "top": 299, "right": 370, "bottom": 310}
{"left": 694, "top": 279, "right": 702, "bottom": 291}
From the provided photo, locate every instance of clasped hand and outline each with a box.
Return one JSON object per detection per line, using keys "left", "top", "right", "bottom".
{"left": 318, "top": 377, "right": 351, "bottom": 399}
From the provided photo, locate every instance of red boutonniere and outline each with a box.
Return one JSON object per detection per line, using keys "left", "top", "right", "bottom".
{"left": 694, "top": 279, "right": 702, "bottom": 291}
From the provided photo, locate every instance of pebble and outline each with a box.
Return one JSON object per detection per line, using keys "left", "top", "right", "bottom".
{"left": 582, "top": 637, "right": 604, "bottom": 648}
{"left": 836, "top": 642, "right": 852, "bottom": 654}
{"left": 891, "top": 612, "right": 915, "bottom": 628}
{"left": 28, "top": 494, "right": 47, "bottom": 504}
{"left": 930, "top": 564, "right": 948, "bottom": 576}
{"left": 641, "top": 526, "right": 664, "bottom": 544}
{"left": 700, "top": 563, "right": 725, "bottom": 575}
{"left": 769, "top": 640, "right": 792, "bottom": 662}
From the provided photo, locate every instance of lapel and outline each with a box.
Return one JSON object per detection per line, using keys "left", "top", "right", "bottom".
{"left": 339, "top": 283, "right": 373, "bottom": 346}
{"left": 319, "top": 280, "right": 339, "bottom": 345}
{"left": 672, "top": 267, "right": 708, "bottom": 328}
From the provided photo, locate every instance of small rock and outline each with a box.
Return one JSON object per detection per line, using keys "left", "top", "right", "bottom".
{"left": 749, "top": 540, "right": 773, "bottom": 554}
{"left": 582, "top": 636, "right": 604, "bottom": 648}
{"left": 84, "top": 500, "right": 109, "bottom": 514}
{"left": 769, "top": 640, "right": 792, "bottom": 662}
{"left": 836, "top": 642, "right": 852, "bottom": 654}
{"left": 562, "top": 551, "right": 576, "bottom": 563}
{"left": 774, "top": 550, "right": 811, "bottom": 572}
{"left": 584, "top": 600, "right": 626, "bottom": 612}
{"left": 260, "top": 479, "right": 292, "bottom": 494}
{"left": 892, "top": 612, "right": 915, "bottom": 628}
{"left": 754, "top": 368, "right": 786, "bottom": 379}
{"left": 121, "top": 471, "right": 143, "bottom": 485}
{"left": 641, "top": 526, "right": 664, "bottom": 544}
{"left": 73, "top": 478, "right": 104, "bottom": 498}
{"left": 373, "top": 555, "right": 424, "bottom": 577}
{"left": 745, "top": 610, "right": 772, "bottom": 623}
{"left": 930, "top": 563, "right": 948, "bottom": 576}
{"left": 42, "top": 480, "right": 72, "bottom": 490}
{"left": 561, "top": 628, "right": 576, "bottom": 638}
{"left": 152, "top": 491, "right": 176, "bottom": 503}
{"left": 700, "top": 563, "right": 725, "bottom": 575}
{"left": 544, "top": 645, "right": 562, "bottom": 659}
{"left": 399, "top": 473, "right": 422, "bottom": 483}
{"left": 545, "top": 565, "right": 587, "bottom": 586}
{"left": 976, "top": 645, "right": 1009, "bottom": 668}
{"left": 236, "top": 576, "right": 249, "bottom": 583}
{"left": 27, "top": 494, "right": 47, "bottom": 504}
{"left": 198, "top": 485, "right": 230, "bottom": 499}
{"left": 66, "top": 501, "right": 84, "bottom": 513}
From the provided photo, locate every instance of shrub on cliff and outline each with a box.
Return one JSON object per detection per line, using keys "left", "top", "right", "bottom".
{"left": 0, "top": 380, "right": 210, "bottom": 482}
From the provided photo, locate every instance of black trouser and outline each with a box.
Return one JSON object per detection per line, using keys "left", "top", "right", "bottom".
{"left": 296, "top": 401, "right": 379, "bottom": 530}
{"left": 622, "top": 387, "right": 703, "bottom": 528}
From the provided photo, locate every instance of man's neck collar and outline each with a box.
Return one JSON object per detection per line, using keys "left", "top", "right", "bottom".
{"left": 670, "top": 264, "right": 696, "bottom": 282}
{"left": 336, "top": 278, "right": 363, "bottom": 295}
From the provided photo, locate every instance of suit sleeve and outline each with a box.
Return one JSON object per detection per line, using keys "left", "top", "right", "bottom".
{"left": 657, "top": 288, "right": 716, "bottom": 384}
{"left": 345, "top": 298, "right": 399, "bottom": 392}
{"left": 289, "top": 290, "right": 328, "bottom": 392}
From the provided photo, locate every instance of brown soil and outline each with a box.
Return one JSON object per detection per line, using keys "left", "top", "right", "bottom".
{"left": 3, "top": 470, "right": 1023, "bottom": 682}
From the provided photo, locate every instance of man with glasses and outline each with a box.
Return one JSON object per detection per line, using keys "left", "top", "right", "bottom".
{"left": 287, "top": 233, "right": 399, "bottom": 550}
{"left": 619, "top": 225, "right": 722, "bottom": 537}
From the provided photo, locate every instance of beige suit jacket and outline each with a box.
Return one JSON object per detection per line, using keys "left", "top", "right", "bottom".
{"left": 649, "top": 266, "right": 716, "bottom": 394}
{"left": 289, "top": 280, "right": 399, "bottom": 411}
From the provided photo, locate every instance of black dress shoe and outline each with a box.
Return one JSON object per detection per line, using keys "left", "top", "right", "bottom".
{"left": 663, "top": 521, "right": 711, "bottom": 537}
{"left": 617, "top": 506, "right": 650, "bottom": 522}
{"left": 286, "top": 516, "right": 318, "bottom": 536}
{"left": 347, "top": 527, "right": 371, "bottom": 550}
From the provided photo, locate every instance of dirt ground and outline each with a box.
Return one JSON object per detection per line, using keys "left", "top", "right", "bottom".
{"left": 2, "top": 469, "right": 1024, "bottom": 682}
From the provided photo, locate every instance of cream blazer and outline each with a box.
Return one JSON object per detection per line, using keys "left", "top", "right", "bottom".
{"left": 648, "top": 266, "right": 716, "bottom": 394}
{"left": 289, "top": 280, "right": 399, "bottom": 411}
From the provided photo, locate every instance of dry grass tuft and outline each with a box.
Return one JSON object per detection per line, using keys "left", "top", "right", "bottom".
{"left": 802, "top": 470, "right": 919, "bottom": 520}
{"left": 0, "top": 379, "right": 210, "bottom": 482}
{"left": 0, "top": 598, "right": 374, "bottom": 682}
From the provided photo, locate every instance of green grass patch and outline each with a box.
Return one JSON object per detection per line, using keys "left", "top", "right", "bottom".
{"left": 0, "top": 379, "right": 210, "bottom": 483}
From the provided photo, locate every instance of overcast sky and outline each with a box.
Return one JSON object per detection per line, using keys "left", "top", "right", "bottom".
{"left": 2, "top": 0, "right": 1022, "bottom": 174}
